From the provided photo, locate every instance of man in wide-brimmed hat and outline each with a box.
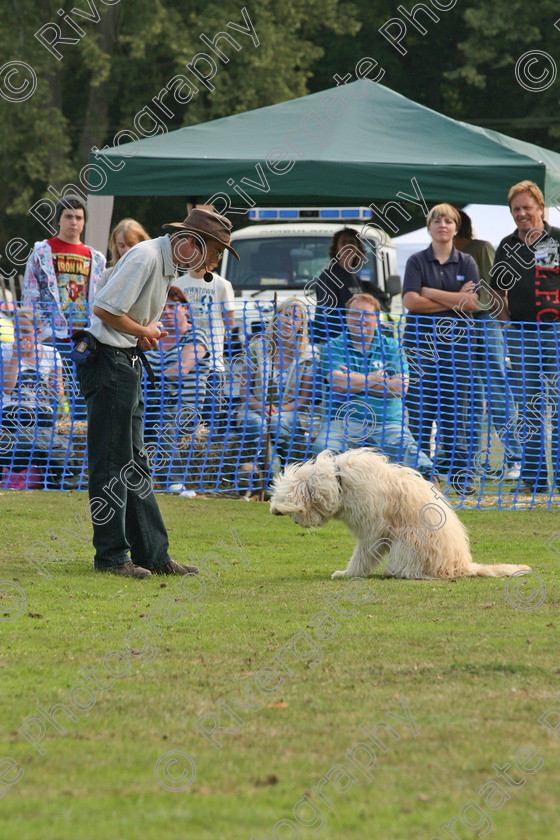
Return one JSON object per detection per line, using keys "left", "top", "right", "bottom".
{"left": 162, "top": 206, "right": 239, "bottom": 262}
{"left": 75, "top": 206, "right": 239, "bottom": 579}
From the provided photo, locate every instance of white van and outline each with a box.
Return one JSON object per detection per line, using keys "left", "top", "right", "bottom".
{"left": 219, "top": 208, "right": 402, "bottom": 343}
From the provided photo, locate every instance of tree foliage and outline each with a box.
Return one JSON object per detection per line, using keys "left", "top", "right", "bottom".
{"left": 310, "top": 0, "right": 560, "bottom": 142}
{"left": 0, "top": 0, "right": 360, "bottom": 255}
{"left": 1, "top": 0, "right": 560, "bottom": 269}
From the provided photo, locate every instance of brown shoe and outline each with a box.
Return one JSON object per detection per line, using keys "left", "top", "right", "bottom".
{"left": 152, "top": 560, "right": 199, "bottom": 575}
{"left": 95, "top": 561, "right": 152, "bottom": 579}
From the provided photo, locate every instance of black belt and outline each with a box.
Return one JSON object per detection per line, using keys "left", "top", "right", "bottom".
{"left": 136, "top": 347, "right": 156, "bottom": 386}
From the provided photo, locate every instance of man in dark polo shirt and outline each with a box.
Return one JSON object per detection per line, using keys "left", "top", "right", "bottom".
{"left": 491, "top": 180, "right": 560, "bottom": 494}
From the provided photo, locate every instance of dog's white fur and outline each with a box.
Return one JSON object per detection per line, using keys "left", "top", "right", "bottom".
{"left": 270, "top": 449, "right": 531, "bottom": 580}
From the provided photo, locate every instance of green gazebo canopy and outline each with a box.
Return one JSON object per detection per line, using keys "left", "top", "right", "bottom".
{"left": 92, "top": 80, "right": 560, "bottom": 206}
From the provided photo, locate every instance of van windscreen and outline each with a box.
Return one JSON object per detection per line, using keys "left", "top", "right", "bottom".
{"left": 224, "top": 236, "right": 378, "bottom": 292}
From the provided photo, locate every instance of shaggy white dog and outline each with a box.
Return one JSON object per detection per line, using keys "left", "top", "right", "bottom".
{"left": 270, "top": 449, "right": 531, "bottom": 580}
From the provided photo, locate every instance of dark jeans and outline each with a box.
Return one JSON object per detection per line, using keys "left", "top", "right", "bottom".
{"left": 76, "top": 344, "right": 171, "bottom": 569}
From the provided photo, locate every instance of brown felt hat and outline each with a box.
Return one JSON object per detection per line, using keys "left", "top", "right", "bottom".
{"left": 163, "top": 207, "right": 239, "bottom": 260}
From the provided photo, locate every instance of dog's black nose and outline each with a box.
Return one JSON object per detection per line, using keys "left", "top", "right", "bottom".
{"left": 272, "top": 509, "right": 284, "bottom": 516}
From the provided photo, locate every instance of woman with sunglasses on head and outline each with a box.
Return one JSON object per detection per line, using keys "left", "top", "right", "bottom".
{"left": 237, "top": 299, "right": 318, "bottom": 496}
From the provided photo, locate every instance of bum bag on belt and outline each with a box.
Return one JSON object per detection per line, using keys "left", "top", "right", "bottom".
{"left": 70, "top": 329, "right": 156, "bottom": 385}
{"left": 70, "top": 329, "right": 99, "bottom": 366}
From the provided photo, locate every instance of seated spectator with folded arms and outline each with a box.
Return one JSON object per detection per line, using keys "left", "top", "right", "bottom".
{"left": 311, "top": 294, "right": 435, "bottom": 480}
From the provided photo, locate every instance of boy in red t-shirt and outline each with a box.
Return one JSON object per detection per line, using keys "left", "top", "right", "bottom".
{"left": 48, "top": 203, "right": 92, "bottom": 326}
{"left": 22, "top": 194, "right": 106, "bottom": 423}
{"left": 22, "top": 194, "right": 106, "bottom": 339}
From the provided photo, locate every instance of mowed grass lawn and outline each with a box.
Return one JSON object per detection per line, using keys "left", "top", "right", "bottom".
{"left": 1, "top": 492, "right": 559, "bottom": 840}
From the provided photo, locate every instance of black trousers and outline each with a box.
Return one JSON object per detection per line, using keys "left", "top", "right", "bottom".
{"left": 76, "top": 343, "right": 171, "bottom": 569}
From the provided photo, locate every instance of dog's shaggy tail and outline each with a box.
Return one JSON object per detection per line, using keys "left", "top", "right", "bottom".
{"left": 465, "top": 562, "right": 531, "bottom": 578}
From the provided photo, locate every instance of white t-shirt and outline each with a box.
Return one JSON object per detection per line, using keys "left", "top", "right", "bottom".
{"left": 1, "top": 342, "right": 63, "bottom": 415}
{"left": 173, "top": 271, "right": 234, "bottom": 370}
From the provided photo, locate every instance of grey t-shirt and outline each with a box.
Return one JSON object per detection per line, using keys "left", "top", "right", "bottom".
{"left": 88, "top": 236, "right": 177, "bottom": 348}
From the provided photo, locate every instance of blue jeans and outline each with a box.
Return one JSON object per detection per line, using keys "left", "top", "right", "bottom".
{"left": 404, "top": 324, "right": 476, "bottom": 482}
{"left": 506, "top": 325, "right": 559, "bottom": 491}
{"left": 76, "top": 344, "right": 171, "bottom": 569}
{"left": 472, "top": 316, "right": 522, "bottom": 467}
{"left": 240, "top": 409, "right": 307, "bottom": 465}
{"left": 311, "top": 420, "right": 434, "bottom": 474}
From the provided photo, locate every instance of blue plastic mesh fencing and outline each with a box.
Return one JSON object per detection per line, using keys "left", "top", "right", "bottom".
{"left": 1, "top": 302, "right": 559, "bottom": 508}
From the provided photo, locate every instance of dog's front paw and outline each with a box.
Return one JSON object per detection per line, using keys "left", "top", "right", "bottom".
{"left": 331, "top": 570, "right": 347, "bottom": 579}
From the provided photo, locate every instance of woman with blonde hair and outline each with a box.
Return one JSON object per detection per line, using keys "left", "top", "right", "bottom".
{"left": 237, "top": 298, "right": 318, "bottom": 486}
{"left": 100, "top": 218, "right": 150, "bottom": 287}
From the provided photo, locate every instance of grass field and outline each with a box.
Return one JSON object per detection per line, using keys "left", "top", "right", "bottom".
{"left": 1, "top": 491, "right": 559, "bottom": 840}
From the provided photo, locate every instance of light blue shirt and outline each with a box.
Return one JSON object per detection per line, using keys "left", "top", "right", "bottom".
{"left": 321, "top": 328, "right": 408, "bottom": 425}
